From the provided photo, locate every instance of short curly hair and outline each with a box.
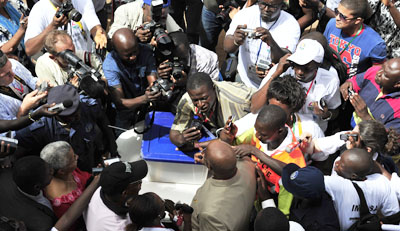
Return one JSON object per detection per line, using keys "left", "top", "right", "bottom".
{"left": 266, "top": 75, "right": 306, "bottom": 113}
{"left": 44, "top": 30, "right": 71, "bottom": 55}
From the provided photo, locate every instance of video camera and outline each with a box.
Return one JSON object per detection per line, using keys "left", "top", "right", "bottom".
{"left": 55, "top": 1, "right": 82, "bottom": 22}
{"left": 216, "top": 0, "right": 246, "bottom": 24}
{"left": 143, "top": 0, "right": 173, "bottom": 57}
{"left": 57, "top": 50, "right": 104, "bottom": 98}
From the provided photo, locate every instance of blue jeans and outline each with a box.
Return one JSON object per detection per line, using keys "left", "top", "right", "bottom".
{"left": 200, "top": 6, "right": 223, "bottom": 51}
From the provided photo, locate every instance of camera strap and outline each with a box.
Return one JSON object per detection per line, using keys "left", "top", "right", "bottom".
{"left": 0, "top": 75, "right": 33, "bottom": 100}
{"left": 133, "top": 103, "right": 156, "bottom": 134}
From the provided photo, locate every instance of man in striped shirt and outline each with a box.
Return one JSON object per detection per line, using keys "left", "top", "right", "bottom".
{"left": 169, "top": 72, "right": 255, "bottom": 151}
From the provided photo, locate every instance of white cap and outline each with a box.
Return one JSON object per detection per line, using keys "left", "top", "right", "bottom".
{"left": 287, "top": 39, "right": 324, "bottom": 65}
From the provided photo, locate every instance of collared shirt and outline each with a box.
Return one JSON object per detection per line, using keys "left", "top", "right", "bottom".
{"left": 35, "top": 50, "right": 104, "bottom": 86}
{"left": 188, "top": 44, "right": 220, "bottom": 81}
{"left": 18, "top": 188, "right": 53, "bottom": 211}
{"left": 171, "top": 81, "right": 255, "bottom": 132}
{"left": 348, "top": 65, "right": 400, "bottom": 133}
{"left": 0, "top": 59, "right": 37, "bottom": 135}
{"left": 103, "top": 45, "right": 157, "bottom": 99}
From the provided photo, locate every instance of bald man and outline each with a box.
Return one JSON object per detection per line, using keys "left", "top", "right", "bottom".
{"left": 340, "top": 57, "right": 400, "bottom": 133}
{"left": 103, "top": 28, "right": 160, "bottom": 136}
{"left": 320, "top": 148, "right": 400, "bottom": 230}
{"left": 190, "top": 140, "right": 256, "bottom": 231}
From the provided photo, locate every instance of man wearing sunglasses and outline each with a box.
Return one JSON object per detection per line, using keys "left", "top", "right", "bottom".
{"left": 224, "top": 0, "right": 300, "bottom": 89}
{"left": 323, "top": 0, "right": 386, "bottom": 78}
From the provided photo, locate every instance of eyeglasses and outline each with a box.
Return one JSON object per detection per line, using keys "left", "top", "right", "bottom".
{"left": 334, "top": 8, "right": 356, "bottom": 21}
{"left": 258, "top": 2, "right": 282, "bottom": 11}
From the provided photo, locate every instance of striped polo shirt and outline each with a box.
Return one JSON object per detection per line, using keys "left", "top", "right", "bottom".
{"left": 349, "top": 65, "right": 400, "bottom": 133}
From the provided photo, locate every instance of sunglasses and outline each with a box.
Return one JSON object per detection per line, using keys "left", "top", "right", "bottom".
{"left": 258, "top": 2, "right": 282, "bottom": 11}
{"left": 334, "top": 8, "right": 356, "bottom": 21}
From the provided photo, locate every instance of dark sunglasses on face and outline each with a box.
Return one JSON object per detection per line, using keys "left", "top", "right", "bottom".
{"left": 258, "top": 1, "right": 282, "bottom": 10}
{"left": 334, "top": 8, "right": 356, "bottom": 21}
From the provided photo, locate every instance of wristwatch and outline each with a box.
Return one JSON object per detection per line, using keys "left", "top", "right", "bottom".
{"left": 322, "top": 110, "right": 332, "bottom": 121}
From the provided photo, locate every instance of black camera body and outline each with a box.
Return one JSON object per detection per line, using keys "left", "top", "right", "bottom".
{"left": 143, "top": 0, "right": 173, "bottom": 57}
{"left": 150, "top": 78, "right": 174, "bottom": 101}
{"left": 55, "top": 1, "right": 82, "bottom": 22}
{"left": 175, "top": 203, "right": 194, "bottom": 214}
{"left": 58, "top": 50, "right": 104, "bottom": 98}
{"left": 189, "top": 119, "right": 202, "bottom": 131}
{"left": 216, "top": 0, "right": 245, "bottom": 24}
{"left": 165, "top": 57, "right": 185, "bottom": 80}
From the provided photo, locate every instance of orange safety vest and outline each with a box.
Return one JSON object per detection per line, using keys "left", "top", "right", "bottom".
{"left": 250, "top": 127, "right": 306, "bottom": 193}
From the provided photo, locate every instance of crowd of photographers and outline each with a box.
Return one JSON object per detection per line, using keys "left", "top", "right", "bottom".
{"left": 0, "top": 0, "right": 400, "bottom": 230}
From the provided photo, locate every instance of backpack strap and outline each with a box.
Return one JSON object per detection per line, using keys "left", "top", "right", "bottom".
{"left": 352, "top": 182, "right": 371, "bottom": 217}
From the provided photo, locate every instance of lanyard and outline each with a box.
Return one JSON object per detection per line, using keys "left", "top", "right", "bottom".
{"left": 305, "top": 79, "right": 315, "bottom": 97}
{"left": 13, "top": 80, "right": 24, "bottom": 93}
{"left": 195, "top": 106, "right": 214, "bottom": 123}
{"left": 255, "top": 17, "right": 278, "bottom": 64}
{"left": 337, "top": 25, "right": 363, "bottom": 55}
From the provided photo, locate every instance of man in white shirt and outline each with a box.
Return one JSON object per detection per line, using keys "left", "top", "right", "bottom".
{"left": 285, "top": 148, "right": 399, "bottom": 231}
{"left": 0, "top": 51, "right": 46, "bottom": 125}
{"left": 25, "top": 0, "right": 107, "bottom": 56}
{"left": 224, "top": 0, "right": 300, "bottom": 89}
{"left": 84, "top": 160, "right": 148, "bottom": 231}
{"left": 257, "top": 39, "right": 341, "bottom": 132}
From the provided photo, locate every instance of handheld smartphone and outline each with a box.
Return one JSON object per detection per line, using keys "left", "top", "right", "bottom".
{"left": 340, "top": 133, "right": 359, "bottom": 141}
{"left": 318, "top": 98, "right": 327, "bottom": 110}
{"left": 256, "top": 59, "right": 272, "bottom": 72}
{"left": 0, "top": 137, "right": 18, "bottom": 155}
{"left": 38, "top": 81, "right": 48, "bottom": 93}
{"left": 92, "top": 167, "right": 103, "bottom": 175}
{"left": 348, "top": 88, "right": 355, "bottom": 97}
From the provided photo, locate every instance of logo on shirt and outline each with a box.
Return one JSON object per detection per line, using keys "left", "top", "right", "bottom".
{"left": 328, "top": 34, "right": 362, "bottom": 77}
{"left": 290, "top": 171, "right": 298, "bottom": 180}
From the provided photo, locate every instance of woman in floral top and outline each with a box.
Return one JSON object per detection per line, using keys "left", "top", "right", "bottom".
{"left": 0, "top": 0, "right": 31, "bottom": 69}
{"left": 40, "top": 141, "right": 92, "bottom": 231}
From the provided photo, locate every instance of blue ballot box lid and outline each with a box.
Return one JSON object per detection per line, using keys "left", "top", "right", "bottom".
{"left": 141, "top": 111, "right": 212, "bottom": 164}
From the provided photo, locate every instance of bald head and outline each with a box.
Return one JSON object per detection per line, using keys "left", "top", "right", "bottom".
{"left": 204, "top": 140, "right": 237, "bottom": 179}
{"left": 112, "top": 28, "right": 138, "bottom": 52}
{"left": 339, "top": 148, "right": 373, "bottom": 180}
{"left": 376, "top": 58, "right": 400, "bottom": 94}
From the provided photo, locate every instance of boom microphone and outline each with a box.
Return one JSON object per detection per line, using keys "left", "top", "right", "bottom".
{"left": 48, "top": 100, "right": 73, "bottom": 112}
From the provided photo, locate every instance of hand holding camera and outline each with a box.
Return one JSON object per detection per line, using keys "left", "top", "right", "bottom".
{"left": 233, "top": 24, "right": 248, "bottom": 46}
{"left": 339, "top": 81, "right": 354, "bottom": 101}
{"left": 136, "top": 26, "right": 152, "bottom": 43}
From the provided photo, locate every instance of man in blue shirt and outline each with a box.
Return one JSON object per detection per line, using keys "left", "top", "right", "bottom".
{"left": 323, "top": 0, "right": 386, "bottom": 78}
{"left": 103, "top": 28, "right": 160, "bottom": 136}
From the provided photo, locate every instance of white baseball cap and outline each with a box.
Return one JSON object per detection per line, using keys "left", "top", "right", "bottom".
{"left": 287, "top": 39, "right": 324, "bottom": 65}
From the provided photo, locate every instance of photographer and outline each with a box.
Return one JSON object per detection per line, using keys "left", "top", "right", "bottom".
{"left": 224, "top": 0, "right": 300, "bottom": 89}
{"left": 108, "top": 0, "right": 182, "bottom": 42}
{"left": 103, "top": 28, "right": 160, "bottom": 137}
{"left": 36, "top": 30, "right": 105, "bottom": 87}
{"left": 0, "top": 51, "right": 49, "bottom": 126}
{"left": 24, "top": 0, "right": 107, "bottom": 57}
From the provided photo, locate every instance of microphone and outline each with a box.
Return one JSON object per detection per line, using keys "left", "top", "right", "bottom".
{"left": 48, "top": 100, "right": 73, "bottom": 112}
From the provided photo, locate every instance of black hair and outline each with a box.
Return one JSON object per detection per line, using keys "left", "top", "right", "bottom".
{"left": 129, "top": 193, "right": 164, "bottom": 230}
{"left": 340, "top": 0, "right": 369, "bottom": 19}
{"left": 267, "top": 75, "right": 306, "bottom": 113}
{"left": 301, "top": 32, "right": 348, "bottom": 84}
{"left": 13, "top": 156, "right": 49, "bottom": 194}
{"left": 358, "top": 120, "right": 400, "bottom": 156}
{"left": 186, "top": 72, "right": 214, "bottom": 91}
{"left": 254, "top": 207, "right": 289, "bottom": 231}
{"left": 169, "top": 31, "right": 190, "bottom": 61}
{"left": 256, "top": 104, "right": 287, "bottom": 131}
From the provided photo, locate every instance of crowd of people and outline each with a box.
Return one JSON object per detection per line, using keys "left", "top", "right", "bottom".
{"left": 0, "top": 0, "right": 400, "bottom": 230}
